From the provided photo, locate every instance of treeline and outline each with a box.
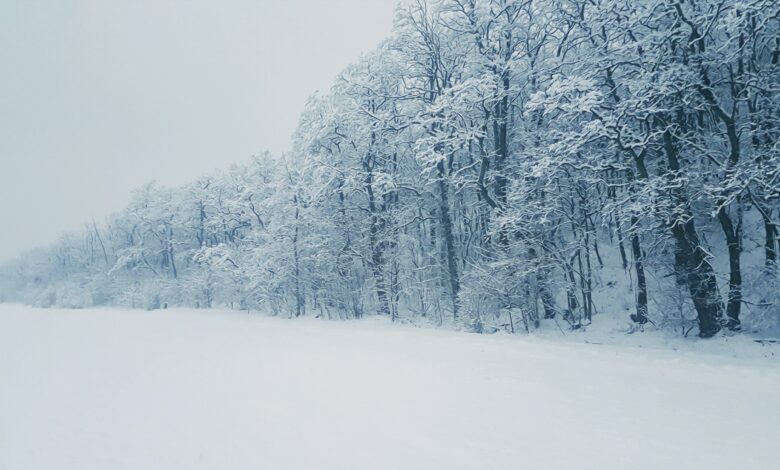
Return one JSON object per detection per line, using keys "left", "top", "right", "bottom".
{"left": 3, "top": 0, "right": 779, "bottom": 337}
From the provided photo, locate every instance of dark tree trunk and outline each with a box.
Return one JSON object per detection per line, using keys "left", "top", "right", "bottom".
{"left": 436, "top": 160, "right": 461, "bottom": 320}
{"left": 765, "top": 216, "right": 778, "bottom": 271}
{"left": 364, "top": 159, "right": 391, "bottom": 318}
{"left": 629, "top": 216, "right": 648, "bottom": 325}
{"left": 670, "top": 222, "right": 724, "bottom": 337}
{"left": 168, "top": 227, "right": 177, "bottom": 279}
{"left": 562, "top": 260, "right": 580, "bottom": 326}
{"left": 662, "top": 128, "right": 723, "bottom": 337}
{"left": 627, "top": 152, "right": 650, "bottom": 325}
{"left": 529, "top": 247, "right": 558, "bottom": 319}
{"left": 755, "top": 205, "right": 778, "bottom": 273}
{"left": 696, "top": 65, "right": 744, "bottom": 331}
{"left": 717, "top": 204, "right": 742, "bottom": 330}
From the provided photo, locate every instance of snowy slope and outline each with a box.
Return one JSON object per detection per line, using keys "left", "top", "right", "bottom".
{"left": 1, "top": 305, "right": 778, "bottom": 470}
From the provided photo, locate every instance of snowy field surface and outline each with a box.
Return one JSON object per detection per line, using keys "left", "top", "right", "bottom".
{"left": 1, "top": 305, "right": 778, "bottom": 470}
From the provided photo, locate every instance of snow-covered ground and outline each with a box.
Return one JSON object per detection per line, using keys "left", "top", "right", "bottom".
{"left": 1, "top": 305, "right": 778, "bottom": 470}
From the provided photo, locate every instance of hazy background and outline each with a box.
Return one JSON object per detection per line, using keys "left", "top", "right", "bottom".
{"left": 0, "top": 0, "right": 397, "bottom": 263}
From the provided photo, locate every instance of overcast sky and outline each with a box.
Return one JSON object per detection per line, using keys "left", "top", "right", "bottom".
{"left": 0, "top": 0, "right": 398, "bottom": 263}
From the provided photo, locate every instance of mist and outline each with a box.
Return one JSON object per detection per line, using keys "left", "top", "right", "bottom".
{"left": 0, "top": 0, "right": 397, "bottom": 262}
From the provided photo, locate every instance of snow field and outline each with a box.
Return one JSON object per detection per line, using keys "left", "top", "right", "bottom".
{"left": 1, "top": 305, "right": 778, "bottom": 470}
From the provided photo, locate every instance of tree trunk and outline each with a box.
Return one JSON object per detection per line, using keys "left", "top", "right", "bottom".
{"left": 365, "top": 178, "right": 391, "bottom": 317}
{"left": 755, "top": 203, "right": 777, "bottom": 273}
{"left": 627, "top": 152, "right": 650, "bottom": 325}
{"left": 765, "top": 216, "right": 778, "bottom": 272}
{"left": 629, "top": 216, "right": 648, "bottom": 324}
{"left": 662, "top": 128, "right": 723, "bottom": 337}
{"left": 530, "top": 247, "right": 558, "bottom": 319}
{"left": 437, "top": 160, "right": 460, "bottom": 320}
{"left": 717, "top": 204, "right": 742, "bottom": 330}
{"left": 670, "top": 222, "right": 723, "bottom": 337}
{"left": 292, "top": 194, "right": 304, "bottom": 317}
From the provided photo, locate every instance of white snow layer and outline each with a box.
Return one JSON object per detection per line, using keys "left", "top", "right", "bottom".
{"left": 1, "top": 305, "right": 778, "bottom": 470}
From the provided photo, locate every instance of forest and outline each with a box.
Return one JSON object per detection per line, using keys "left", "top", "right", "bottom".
{"left": 2, "top": 0, "right": 779, "bottom": 338}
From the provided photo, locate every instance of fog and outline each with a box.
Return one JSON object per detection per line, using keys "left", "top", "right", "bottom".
{"left": 0, "top": 0, "right": 397, "bottom": 263}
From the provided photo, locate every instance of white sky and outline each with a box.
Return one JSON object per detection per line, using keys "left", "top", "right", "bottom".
{"left": 0, "top": 0, "right": 398, "bottom": 263}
